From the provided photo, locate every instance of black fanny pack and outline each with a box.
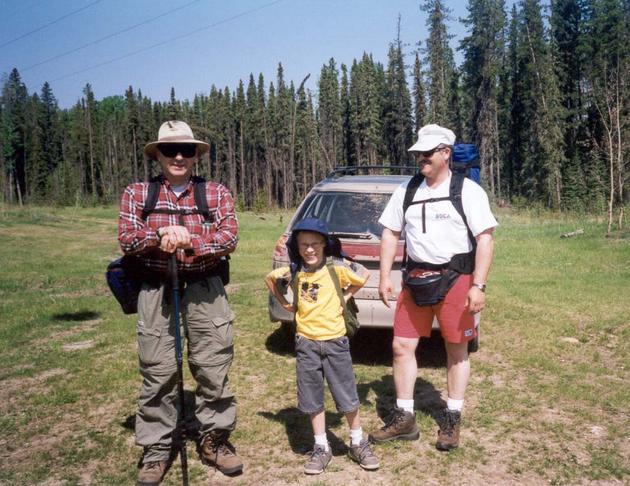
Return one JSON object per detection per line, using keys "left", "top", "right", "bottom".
{"left": 402, "top": 262, "right": 459, "bottom": 307}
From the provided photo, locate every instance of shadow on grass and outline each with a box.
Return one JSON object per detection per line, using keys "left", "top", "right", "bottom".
{"left": 258, "top": 407, "right": 348, "bottom": 456}
{"left": 264, "top": 322, "right": 296, "bottom": 356}
{"left": 357, "top": 374, "right": 446, "bottom": 425}
{"left": 52, "top": 310, "right": 101, "bottom": 321}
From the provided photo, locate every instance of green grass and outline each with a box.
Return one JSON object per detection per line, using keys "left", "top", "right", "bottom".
{"left": 0, "top": 204, "right": 628, "bottom": 485}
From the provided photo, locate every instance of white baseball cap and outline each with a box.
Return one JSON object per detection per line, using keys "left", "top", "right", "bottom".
{"left": 408, "top": 124, "right": 456, "bottom": 152}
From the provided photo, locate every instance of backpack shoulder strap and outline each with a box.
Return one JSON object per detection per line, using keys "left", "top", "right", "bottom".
{"left": 192, "top": 176, "right": 212, "bottom": 223}
{"left": 141, "top": 177, "right": 161, "bottom": 220}
{"left": 290, "top": 270, "right": 299, "bottom": 308}
{"left": 325, "top": 258, "right": 348, "bottom": 314}
{"left": 449, "top": 172, "right": 475, "bottom": 247}
{"left": 403, "top": 173, "right": 424, "bottom": 217}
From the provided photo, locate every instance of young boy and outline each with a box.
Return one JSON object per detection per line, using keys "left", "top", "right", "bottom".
{"left": 265, "top": 218, "right": 380, "bottom": 475}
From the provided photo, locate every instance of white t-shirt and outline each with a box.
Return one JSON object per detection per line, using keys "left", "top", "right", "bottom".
{"left": 378, "top": 174, "right": 498, "bottom": 264}
{"left": 171, "top": 183, "right": 188, "bottom": 197}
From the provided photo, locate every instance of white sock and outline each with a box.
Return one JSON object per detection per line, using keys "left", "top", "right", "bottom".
{"left": 447, "top": 397, "right": 464, "bottom": 412}
{"left": 396, "top": 398, "right": 414, "bottom": 414}
{"left": 314, "top": 433, "right": 329, "bottom": 451}
{"left": 349, "top": 427, "right": 363, "bottom": 446}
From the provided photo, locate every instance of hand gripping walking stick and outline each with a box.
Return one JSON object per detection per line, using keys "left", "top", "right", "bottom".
{"left": 169, "top": 253, "right": 189, "bottom": 486}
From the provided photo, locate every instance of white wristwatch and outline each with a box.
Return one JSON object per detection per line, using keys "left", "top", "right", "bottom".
{"left": 472, "top": 283, "right": 486, "bottom": 292}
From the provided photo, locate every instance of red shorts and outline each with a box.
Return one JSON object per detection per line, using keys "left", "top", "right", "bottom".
{"left": 394, "top": 273, "right": 476, "bottom": 343}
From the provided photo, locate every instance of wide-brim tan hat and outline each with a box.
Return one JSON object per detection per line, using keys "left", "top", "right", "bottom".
{"left": 144, "top": 120, "right": 210, "bottom": 159}
{"left": 408, "top": 123, "right": 456, "bottom": 152}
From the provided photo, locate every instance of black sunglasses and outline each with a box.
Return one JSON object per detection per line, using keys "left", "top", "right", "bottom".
{"left": 158, "top": 143, "right": 197, "bottom": 158}
{"left": 418, "top": 147, "right": 444, "bottom": 158}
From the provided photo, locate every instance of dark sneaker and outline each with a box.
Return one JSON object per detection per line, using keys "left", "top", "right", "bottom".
{"left": 368, "top": 407, "right": 419, "bottom": 443}
{"left": 348, "top": 439, "right": 380, "bottom": 470}
{"left": 436, "top": 409, "right": 461, "bottom": 451}
{"left": 200, "top": 430, "right": 243, "bottom": 475}
{"left": 303, "top": 445, "right": 332, "bottom": 475}
{"left": 137, "top": 460, "right": 168, "bottom": 486}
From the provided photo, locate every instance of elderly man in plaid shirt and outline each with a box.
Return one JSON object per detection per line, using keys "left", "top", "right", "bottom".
{"left": 119, "top": 121, "right": 242, "bottom": 485}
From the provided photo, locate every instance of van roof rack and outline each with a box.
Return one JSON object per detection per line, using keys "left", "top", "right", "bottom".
{"left": 326, "top": 165, "right": 418, "bottom": 178}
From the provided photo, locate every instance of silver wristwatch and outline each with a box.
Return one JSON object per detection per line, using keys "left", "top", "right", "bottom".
{"left": 472, "top": 283, "right": 486, "bottom": 292}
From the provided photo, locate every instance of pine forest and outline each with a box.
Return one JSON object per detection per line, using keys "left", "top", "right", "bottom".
{"left": 1, "top": 0, "right": 628, "bottom": 225}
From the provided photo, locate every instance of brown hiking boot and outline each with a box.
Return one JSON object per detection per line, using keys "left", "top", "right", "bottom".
{"left": 137, "top": 459, "right": 168, "bottom": 486}
{"left": 436, "top": 409, "right": 461, "bottom": 451}
{"left": 368, "top": 407, "right": 419, "bottom": 443}
{"left": 200, "top": 430, "right": 243, "bottom": 475}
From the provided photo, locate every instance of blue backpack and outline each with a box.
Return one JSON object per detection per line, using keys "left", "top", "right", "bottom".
{"left": 452, "top": 144, "right": 480, "bottom": 184}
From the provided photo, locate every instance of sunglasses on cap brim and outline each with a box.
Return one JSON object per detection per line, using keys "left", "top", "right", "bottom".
{"left": 158, "top": 143, "right": 197, "bottom": 158}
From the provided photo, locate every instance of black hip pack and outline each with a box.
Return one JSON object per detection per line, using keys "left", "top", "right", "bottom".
{"left": 402, "top": 261, "right": 460, "bottom": 307}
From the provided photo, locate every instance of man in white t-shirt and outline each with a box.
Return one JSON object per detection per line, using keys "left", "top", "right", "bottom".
{"left": 369, "top": 124, "right": 497, "bottom": 451}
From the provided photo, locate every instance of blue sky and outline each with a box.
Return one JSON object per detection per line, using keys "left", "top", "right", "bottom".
{"left": 1, "top": 0, "right": 516, "bottom": 108}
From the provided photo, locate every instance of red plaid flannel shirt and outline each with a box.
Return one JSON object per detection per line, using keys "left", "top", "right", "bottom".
{"left": 118, "top": 176, "right": 238, "bottom": 275}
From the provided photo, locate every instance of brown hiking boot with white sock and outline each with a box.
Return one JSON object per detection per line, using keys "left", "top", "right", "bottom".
{"left": 137, "top": 459, "right": 168, "bottom": 486}
{"left": 436, "top": 409, "right": 461, "bottom": 451}
{"left": 368, "top": 407, "right": 419, "bottom": 443}
{"left": 200, "top": 430, "right": 243, "bottom": 474}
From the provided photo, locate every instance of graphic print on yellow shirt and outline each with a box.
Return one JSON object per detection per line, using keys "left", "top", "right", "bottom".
{"left": 266, "top": 259, "right": 368, "bottom": 341}
{"left": 300, "top": 281, "right": 321, "bottom": 303}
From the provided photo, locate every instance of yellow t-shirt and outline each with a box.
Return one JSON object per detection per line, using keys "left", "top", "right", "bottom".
{"left": 267, "top": 259, "right": 368, "bottom": 340}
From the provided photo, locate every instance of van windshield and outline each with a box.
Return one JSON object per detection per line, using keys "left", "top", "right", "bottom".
{"left": 292, "top": 192, "right": 391, "bottom": 238}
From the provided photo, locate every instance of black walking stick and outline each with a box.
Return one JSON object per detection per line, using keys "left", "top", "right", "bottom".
{"left": 169, "top": 253, "right": 189, "bottom": 486}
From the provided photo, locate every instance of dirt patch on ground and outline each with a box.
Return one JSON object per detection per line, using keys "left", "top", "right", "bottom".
{"left": 62, "top": 340, "right": 96, "bottom": 351}
{"left": 0, "top": 368, "right": 69, "bottom": 415}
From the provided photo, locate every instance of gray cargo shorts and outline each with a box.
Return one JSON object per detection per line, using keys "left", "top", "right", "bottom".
{"left": 295, "top": 334, "right": 360, "bottom": 415}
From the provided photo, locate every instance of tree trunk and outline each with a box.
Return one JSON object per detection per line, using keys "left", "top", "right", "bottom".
{"left": 239, "top": 120, "right": 245, "bottom": 205}
{"left": 132, "top": 128, "right": 138, "bottom": 182}
{"left": 86, "top": 105, "right": 96, "bottom": 198}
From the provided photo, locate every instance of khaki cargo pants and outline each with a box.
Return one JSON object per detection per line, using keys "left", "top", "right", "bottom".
{"left": 135, "top": 274, "right": 236, "bottom": 462}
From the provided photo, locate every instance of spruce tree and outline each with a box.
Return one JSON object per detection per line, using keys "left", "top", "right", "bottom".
{"left": 349, "top": 54, "right": 385, "bottom": 166}
{"left": 522, "top": 0, "right": 565, "bottom": 207}
{"left": 340, "top": 63, "right": 353, "bottom": 165}
{"left": 317, "top": 58, "right": 342, "bottom": 171}
{"left": 1, "top": 69, "right": 28, "bottom": 204}
{"left": 412, "top": 52, "right": 427, "bottom": 132}
{"left": 384, "top": 17, "right": 414, "bottom": 165}
{"left": 421, "top": 0, "right": 458, "bottom": 132}
{"left": 460, "top": 0, "right": 506, "bottom": 197}
{"left": 25, "top": 93, "right": 46, "bottom": 201}
{"left": 551, "top": 0, "right": 589, "bottom": 209}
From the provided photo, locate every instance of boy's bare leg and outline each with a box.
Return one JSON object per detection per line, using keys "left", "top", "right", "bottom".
{"left": 310, "top": 410, "right": 326, "bottom": 435}
{"left": 345, "top": 408, "right": 360, "bottom": 430}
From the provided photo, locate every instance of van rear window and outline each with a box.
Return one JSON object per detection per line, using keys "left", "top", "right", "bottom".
{"left": 293, "top": 192, "right": 391, "bottom": 237}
